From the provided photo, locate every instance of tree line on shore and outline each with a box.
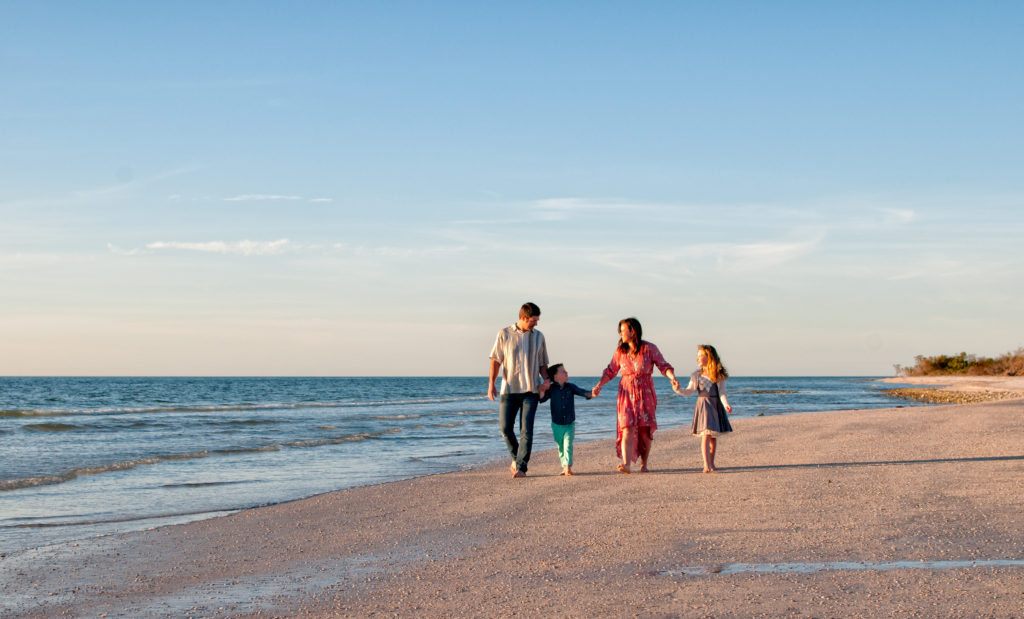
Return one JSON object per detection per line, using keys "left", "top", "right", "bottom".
{"left": 895, "top": 348, "right": 1024, "bottom": 376}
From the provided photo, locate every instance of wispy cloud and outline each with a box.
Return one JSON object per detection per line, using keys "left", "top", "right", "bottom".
{"left": 106, "top": 243, "right": 140, "bottom": 256}
{"left": 532, "top": 197, "right": 651, "bottom": 221}
{"left": 224, "top": 194, "right": 303, "bottom": 202}
{"left": 146, "top": 239, "right": 291, "bottom": 256}
{"left": 2, "top": 166, "right": 199, "bottom": 210}
{"left": 358, "top": 244, "right": 467, "bottom": 258}
{"left": 723, "top": 233, "right": 825, "bottom": 271}
{"left": 450, "top": 197, "right": 660, "bottom": 226}
{"left": 309, "top": 198, "right": 334, "bottom": 203}
{"left": 879, "top": 208, "right": 915, "bottom": 225}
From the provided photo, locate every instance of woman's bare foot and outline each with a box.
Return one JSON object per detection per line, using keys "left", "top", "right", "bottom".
{"left": 640, "top": 464, "right": 649, "bottom": 473}
{"left": 513, "top": 470, "right": 526, "bottom": 478}
{"left": 617, "top": 463, "right": 631, "bottom": 474}
{"left": 510, "top": 462, "right": 517, "bottom": 475}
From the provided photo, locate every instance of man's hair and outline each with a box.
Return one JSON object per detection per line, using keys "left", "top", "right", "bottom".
{"left": 519, "top": 302, "right": 541, "bottom": 319}
{"left": 547, "top": 363, "right": 563, "bottom": 381}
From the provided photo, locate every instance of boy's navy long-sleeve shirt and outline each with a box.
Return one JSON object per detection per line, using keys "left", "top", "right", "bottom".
{"left": 539, "top": 381, "right": 592, "bottom": 425}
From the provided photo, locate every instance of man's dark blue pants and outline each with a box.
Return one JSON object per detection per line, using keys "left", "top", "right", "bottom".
{"left": 499, "top": 392, "right": 538, "bottom": 473}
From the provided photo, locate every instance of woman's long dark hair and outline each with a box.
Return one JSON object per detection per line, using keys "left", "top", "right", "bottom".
{"left": 617, "top": 317, "right": 643, "bottom": 355}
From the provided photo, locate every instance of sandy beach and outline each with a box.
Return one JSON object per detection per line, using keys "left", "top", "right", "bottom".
{"left": 3, "top": 377, "right": 1023, "bottom": 618}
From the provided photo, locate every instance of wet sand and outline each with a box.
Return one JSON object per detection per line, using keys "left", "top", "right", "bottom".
{"left": 3, "top": 378, "right": 1023, "bottom": 617}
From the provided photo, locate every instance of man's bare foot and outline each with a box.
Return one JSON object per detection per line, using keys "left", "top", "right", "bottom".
{"left": 617, "top": 463, "right": 631, "bottom": 474}
{"left": 513, "top": 470, "right": 526, "bottom": 478}
{"left": 510, "top": 462, "right": 517, "bottom": 474}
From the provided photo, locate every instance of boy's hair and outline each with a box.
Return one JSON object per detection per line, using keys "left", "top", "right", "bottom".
{"left": 547, "top": 363, "right": 564, "bottom": 381}
{"left": 520, "top": 302, "right": 541, "bottom": 319}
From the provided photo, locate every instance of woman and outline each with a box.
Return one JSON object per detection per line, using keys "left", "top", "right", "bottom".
{"left": 593, "top": 318, "right": 679, "bottom": 473}
{"left": 673, "top": 344, "right": 733, "bottom": 473}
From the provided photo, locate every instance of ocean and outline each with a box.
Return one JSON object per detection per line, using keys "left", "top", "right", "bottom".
{"left": 0, "top": 376, "right": 921, "bottom": 554}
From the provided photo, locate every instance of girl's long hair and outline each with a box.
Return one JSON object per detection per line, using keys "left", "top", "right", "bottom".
{"left": 699, "top": 344, "right": 729, "bottom": 382}
{"left": 617, "top": 317, "right": 643, "bottom": 355}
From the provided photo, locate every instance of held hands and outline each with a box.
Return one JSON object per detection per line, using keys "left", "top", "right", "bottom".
{"left": 591, "top": 384, "right": 602, "bottom": 398}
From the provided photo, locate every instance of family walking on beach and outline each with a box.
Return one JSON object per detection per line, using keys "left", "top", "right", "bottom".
{"left": 488, "top": 302, "right": 733, "bottom": 478}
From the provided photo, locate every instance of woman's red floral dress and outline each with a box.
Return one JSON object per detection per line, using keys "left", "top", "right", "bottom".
{"left": 599, "top": 341, "right": 674, "bottom": 462}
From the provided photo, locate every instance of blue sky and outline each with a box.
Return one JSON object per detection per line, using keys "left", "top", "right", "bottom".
{"left": 2, "top": 2, "right": 1023, "bottom": 376}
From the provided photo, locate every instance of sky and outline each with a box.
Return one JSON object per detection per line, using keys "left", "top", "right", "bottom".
{"left": 2, "top": 2, "right": 1023, "bottom": 377}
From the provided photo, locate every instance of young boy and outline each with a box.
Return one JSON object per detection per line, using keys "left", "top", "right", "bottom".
{"left": 539, "top": 363, "right": 593, "bottom": 476}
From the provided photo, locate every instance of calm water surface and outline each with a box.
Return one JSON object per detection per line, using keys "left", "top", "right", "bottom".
{"left": 0, "top": 376, "right": 920, "bottom": 553}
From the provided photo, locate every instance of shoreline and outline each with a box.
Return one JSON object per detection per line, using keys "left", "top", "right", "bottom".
{"left": 2, "top": 390, "right": 1022, "bottom": 617}
{"left": 880, "top": 374, "right": 1024, "bottom": 404}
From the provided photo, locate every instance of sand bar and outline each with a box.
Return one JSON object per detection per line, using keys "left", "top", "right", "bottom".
{"left": 2, "top": 379, "right": 1023, "bottom": 617}
{"left": 881, "top": 374, "right": 1024, "bottom": 394}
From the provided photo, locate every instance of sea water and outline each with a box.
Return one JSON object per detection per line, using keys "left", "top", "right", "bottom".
{"left": 0, "top": 376, "right": 919, "bottom": 553}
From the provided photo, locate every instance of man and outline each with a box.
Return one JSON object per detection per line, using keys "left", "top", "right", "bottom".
{"left": 488, "top": 302, "right": 550, "bottom": 478}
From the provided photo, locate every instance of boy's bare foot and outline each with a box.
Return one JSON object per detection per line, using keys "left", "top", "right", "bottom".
{"left": 565, "top": 467, "right": 574, "bottom": 476}
{"left": 617, "top": 463, "right": 631, "bottom": 474}
{"left": 513, "top": 470, "right": 526, "bottom": 478}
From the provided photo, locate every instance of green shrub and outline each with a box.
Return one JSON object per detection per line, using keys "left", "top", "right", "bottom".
{"left": 898, "top": 348, "right": 1024, "bottom": 376}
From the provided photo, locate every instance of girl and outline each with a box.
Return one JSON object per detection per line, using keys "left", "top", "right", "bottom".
{"left": 674, "top": 344, "right": 733, "bottom": 473}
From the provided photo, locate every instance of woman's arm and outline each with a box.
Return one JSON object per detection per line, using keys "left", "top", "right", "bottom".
{"left": 648, "top": 342, "right": 680, "bottom": 390}
{"left": 665, "top": 368, "right": 680, "bottom": 391}
{"left": 592, "top": 353, "right": 621, "bottom": 397}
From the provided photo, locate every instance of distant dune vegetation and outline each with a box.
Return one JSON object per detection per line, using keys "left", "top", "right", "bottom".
{"left": 896, "top": 348, "right": 1024, "bottom": 376}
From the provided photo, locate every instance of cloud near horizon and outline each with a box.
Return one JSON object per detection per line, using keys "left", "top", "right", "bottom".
{"left": 224, "top": 194, "right": 303, "bottom": 201}
{"left": 221, "top": 194, "right": 334, "bottom": 203}
{"left": 146, "top": 239, "right": 291, "bottom": 256}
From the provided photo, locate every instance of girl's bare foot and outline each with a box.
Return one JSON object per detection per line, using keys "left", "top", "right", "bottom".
{"left": 702, "top": 467, "right": 711, "bottom": 474}
{"left": 617, "top": 463, "right": 631, "bottom": 474}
